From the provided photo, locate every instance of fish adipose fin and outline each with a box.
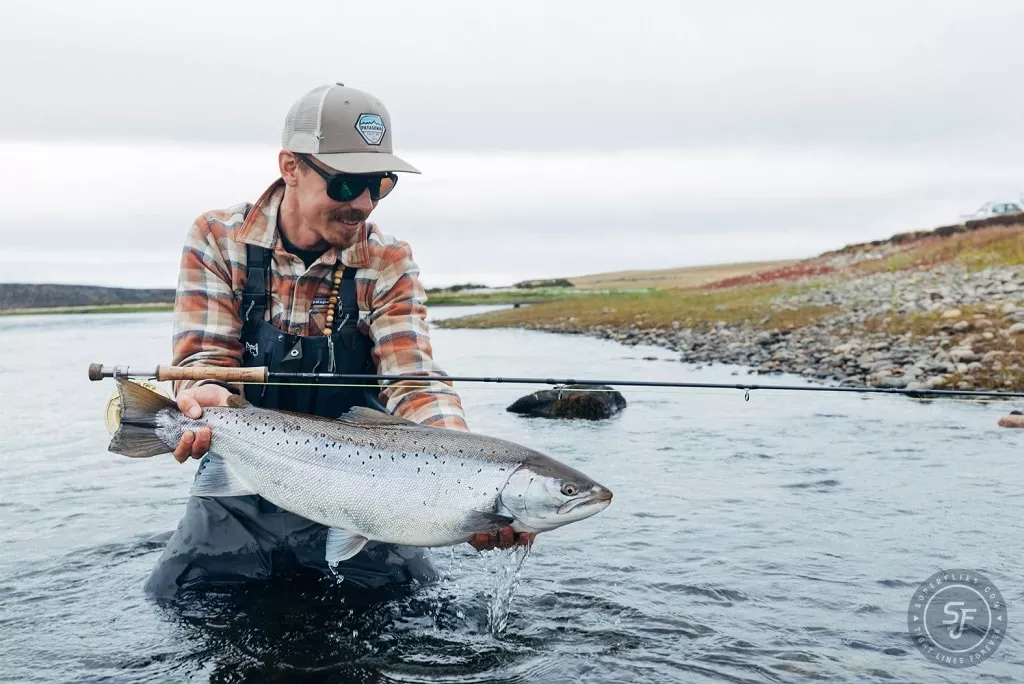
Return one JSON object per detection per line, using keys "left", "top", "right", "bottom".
{"left": 108, "top": 378, "right": 178, "bottom": 458}
{"left": 457, "top": 510, "right": 515, "bottom": 534}
{"left": 190, "top": 454, "right": 257, "bottom": 497}
{"left": 326, "top": 528, "right": 369, "bottom": 564}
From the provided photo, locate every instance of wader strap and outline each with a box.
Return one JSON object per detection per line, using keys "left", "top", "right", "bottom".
{"left": 242, "top": 244, "right": 272, "bottom": 335}
{"left": 337, "top": 267, "right": 359, "bottom": 331}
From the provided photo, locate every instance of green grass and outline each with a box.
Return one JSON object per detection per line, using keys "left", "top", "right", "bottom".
{"left": 426, "top": 287, "right": 619, "bottom": 306}
{"left": 437, "top": 283, "right": 836, "bottom": 331}
{"left": 854, "top": 225, "right": 1024, "bottom": 275}
{"left": 0, "top": 303, "right": 174, "bottom": 316}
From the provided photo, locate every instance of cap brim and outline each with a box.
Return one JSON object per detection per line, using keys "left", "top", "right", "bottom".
{"left": 312, "top": 152, "right": 420, "bottom": 174}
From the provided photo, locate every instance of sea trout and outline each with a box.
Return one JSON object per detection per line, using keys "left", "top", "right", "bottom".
{"left": 108, "top": 378, "right": 612, "bottom": 564}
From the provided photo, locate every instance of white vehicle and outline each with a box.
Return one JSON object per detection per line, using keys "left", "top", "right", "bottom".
{"left": 960, "top": 199, "right": 1024, "bottom": 222}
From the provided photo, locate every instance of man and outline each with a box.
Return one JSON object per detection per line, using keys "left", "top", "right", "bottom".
{"left": 146, "top": 83, "right": 532, "bottom": 596}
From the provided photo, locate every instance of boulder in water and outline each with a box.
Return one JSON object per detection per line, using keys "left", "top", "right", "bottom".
{"left": 998, "top": 410, "right": 1024, "bottom": 428}
{"left": 506, "top": 384, "right": 626, "bottom": 420}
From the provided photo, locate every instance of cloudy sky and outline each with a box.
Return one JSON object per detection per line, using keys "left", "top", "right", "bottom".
{"left": 2, "top": 1, "right": 1023, "bottom": 288}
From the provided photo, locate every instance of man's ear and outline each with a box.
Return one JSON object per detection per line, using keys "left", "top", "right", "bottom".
{"left": 280, "top": 150, "right": 301, "bottom": 186}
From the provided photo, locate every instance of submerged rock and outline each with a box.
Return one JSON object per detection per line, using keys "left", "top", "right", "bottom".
{"left": 506, "top": 384, "right": 627, "bottom": 420}
{"left": 998, "top": 411, "right": 1024, "bottom": 428}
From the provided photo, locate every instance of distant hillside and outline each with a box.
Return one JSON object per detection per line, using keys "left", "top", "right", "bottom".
{"left": 822, "top": 211, "right": 1024, "bottom": 258}
{"left": 0, "top": 283, "right": 175, "bottom": 311}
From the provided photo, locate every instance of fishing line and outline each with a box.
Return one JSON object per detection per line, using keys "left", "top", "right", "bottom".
{"left": 232, "top": 381, "right": 1006, "bottom": 404}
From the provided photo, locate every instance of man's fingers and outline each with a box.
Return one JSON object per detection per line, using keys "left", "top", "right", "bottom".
{"left": 192, "top": 427, "right": 212, "bottom": 459}
{"left": 497, "top": 526, "right": 515, "bottom": 549}
{"left": 173, "top": 432, "right": 194, "bottom": 464}
{"left": 469, "top": 529, "right": 536, "bottom": 552}
{"left": 469, "top": 533, "right": 494, "bottom": 551}
{"left": 176, "top": 394, "right": 203, "bottom": 420}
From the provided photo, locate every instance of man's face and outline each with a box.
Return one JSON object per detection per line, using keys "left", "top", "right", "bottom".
{"left": 287, "top": 153, "right": 378, "bottom": 247}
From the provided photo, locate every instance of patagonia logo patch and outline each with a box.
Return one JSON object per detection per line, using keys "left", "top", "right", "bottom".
{"left": 355, "top": 113, "right": 386, "bottom": 145}
{"left": 311, "top": 295, "right": 330, "bottom": 308}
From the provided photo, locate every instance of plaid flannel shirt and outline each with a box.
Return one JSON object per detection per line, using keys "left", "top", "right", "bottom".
{"left": 172, "top": 178, "right": 468, "bottom": 430}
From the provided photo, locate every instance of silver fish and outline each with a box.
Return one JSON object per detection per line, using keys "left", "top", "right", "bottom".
{"left": 109, "top": 379, "right": 613, "bottom": 564}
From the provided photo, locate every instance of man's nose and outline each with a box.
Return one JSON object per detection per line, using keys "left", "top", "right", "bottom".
{"left": 347, "top": 189, "right": 374, "bottom": 214}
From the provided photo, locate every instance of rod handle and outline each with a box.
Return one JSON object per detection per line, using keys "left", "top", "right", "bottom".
{"left": 155, "top": 365, "right": 268, "bottom": 384}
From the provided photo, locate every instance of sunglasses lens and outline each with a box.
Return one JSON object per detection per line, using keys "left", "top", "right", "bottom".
{"left": 327, "top": 178, "right": 360, "bottom": 202}
{"left": 324, "top": 173, "right": 397, "bottom": 202}
{"left": 376, "top": 174, "right": 397, "bottom": 200}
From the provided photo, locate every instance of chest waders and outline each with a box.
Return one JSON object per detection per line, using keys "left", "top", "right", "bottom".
{"left": 144, "top": 242, "right": 437, "bottom": 597}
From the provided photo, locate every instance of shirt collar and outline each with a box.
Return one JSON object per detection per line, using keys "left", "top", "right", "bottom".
{"left": 236, "top": 178, "right": 372, "bottom": 268}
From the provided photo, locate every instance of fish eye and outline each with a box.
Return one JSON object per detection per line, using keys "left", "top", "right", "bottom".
{"left": 560, "top": 482, "right": 579, "bottom": 496}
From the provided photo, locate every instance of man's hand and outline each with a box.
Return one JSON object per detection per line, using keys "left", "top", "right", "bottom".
{"left": 469, "top": 526, "right": 536, "bottom": 551}
{"left": 172, "top": 384, "right": 236, "bottom": 463}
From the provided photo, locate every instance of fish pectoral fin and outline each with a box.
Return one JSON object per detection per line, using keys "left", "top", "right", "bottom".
{"left": 325, "top": 528, "right": 370, "bottom": 564}
{"left": 189, "top": 454, "right": 257, "bottom": 497}
{"left": 457, "top": 510, "right": 515, "bottom": 534}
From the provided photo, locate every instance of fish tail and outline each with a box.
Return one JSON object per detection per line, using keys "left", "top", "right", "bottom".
{"left": 108, "top": 378, "right": 178, "bottom": 458}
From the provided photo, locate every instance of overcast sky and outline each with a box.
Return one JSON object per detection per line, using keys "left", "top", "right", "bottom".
{"left": 2, "top": 1, "right": 1023, "bottom": 288}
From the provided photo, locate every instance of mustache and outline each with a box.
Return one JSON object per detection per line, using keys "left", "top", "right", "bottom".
{"left": 328, "top": 209, "right": 368, "bottom": 224}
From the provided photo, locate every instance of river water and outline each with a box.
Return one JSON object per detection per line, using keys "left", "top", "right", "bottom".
{"left": 0, "top": 306, "right": 1021, "bottom": 683}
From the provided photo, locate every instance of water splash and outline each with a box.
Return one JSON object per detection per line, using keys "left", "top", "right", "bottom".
{"left": 483, "top": 544, "right": 532, "bottom": 635}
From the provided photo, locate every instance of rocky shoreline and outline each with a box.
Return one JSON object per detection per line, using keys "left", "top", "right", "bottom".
{"left": 492, "top": 263, "right": 1024, "bottom": 393}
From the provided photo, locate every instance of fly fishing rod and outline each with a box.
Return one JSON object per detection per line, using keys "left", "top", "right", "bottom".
{"left": 87, "top": 363, "right": 1024, "bottom": 400}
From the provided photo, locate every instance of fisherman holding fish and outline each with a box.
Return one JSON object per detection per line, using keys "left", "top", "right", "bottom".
{"left": 145, "top": 84, "right": 534, "bottom": 595}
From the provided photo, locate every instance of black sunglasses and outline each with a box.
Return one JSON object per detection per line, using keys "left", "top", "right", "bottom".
{"left": 296, "top": 154, "right": 398, "bottom": 202}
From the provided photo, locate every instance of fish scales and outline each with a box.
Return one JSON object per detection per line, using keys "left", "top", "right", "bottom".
{"left": 159, "top": 406, "right": 532, "bottom": 546}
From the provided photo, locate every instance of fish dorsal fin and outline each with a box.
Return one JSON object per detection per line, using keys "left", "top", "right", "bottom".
{"left": 225, "top": 394, "right": 253, "bottom": 408}
{"left": 334, "top": 406, "right": 421, "bottom": 427}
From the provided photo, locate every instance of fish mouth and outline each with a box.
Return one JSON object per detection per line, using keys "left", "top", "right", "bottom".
{"left": 556, "top": 487, "right": 613, "bottom": 515}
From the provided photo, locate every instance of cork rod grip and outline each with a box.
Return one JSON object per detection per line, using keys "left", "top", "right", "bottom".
{"left": 155, "top": 365, "right": 268, "bottom": 384}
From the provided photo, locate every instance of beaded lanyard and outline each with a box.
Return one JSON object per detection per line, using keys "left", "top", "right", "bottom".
{"left": 324, "top": 260, "right": 346, "bottom": 372}
{"left": 324, "top": 260, "right": 345, "bottom": 336}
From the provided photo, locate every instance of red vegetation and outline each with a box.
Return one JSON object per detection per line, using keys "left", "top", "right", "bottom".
{"left": 703, "top": 262, "right": 836, "bottom": 289}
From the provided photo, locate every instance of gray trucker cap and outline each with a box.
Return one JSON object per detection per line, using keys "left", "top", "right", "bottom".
{"left": 281, "top": 83, "right": 420, "bottom": 174}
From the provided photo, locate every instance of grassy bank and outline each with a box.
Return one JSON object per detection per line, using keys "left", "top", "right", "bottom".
{"left": 425, "top": 287, "right": 599, "bottom": 306}
{"left": 436, "top": 283, "right": 835, "bottom": 332}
